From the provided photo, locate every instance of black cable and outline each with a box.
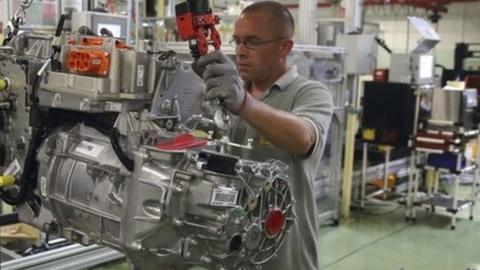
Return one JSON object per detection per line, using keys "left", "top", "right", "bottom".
{"left": 30, "top": 74, "right": 41, "bottom": 110}
{"left": 0, "top": 126, "right": 45, "bottom": 205}
{"left": 435, "top": 63, "right": 447, "bottom": 70}
{"left": 375, "top": 36, "right": 392, "bottom": 54}
{"left": 110, "top": 127, "right": 134, "bottom": 171}
{"left": 100, "top": 28, "right": 113, "bottom": 37}
{"left": 0, "top": 68, "right": 48, "bottom": 205}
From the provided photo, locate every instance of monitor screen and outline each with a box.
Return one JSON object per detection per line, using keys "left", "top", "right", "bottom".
{"left": 419, "top": 55, "right": 434, "bottom": 79}
{"left": 97, "top": 23, "right": 122, "bottom": 38}
{"left": 91, "top": 13, "right": 127, "bottom": 39}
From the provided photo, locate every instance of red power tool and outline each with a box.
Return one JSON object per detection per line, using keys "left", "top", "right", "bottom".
{"left": 175, "top": 0, "right": 222, "bottom": 59}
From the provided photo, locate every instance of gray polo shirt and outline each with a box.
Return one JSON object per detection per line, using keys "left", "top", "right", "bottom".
{"left": 229, "top": 67, "right": 334, "bottom": 270}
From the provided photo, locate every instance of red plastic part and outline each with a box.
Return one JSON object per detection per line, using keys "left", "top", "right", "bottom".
{"left": 155, "top": 134, "right": 208, "bottom": 150}
{"left": 373, "top": 69, "right": 389, "bottom": 82}
{"left": 176, "top": 12, "right": 196, "bottom": 40}
{"left": 176, "top": 11, "right": 221, "bottom": 57}
{"left": 265, "top": 207, "right": 286, "bottom": 238}
{"left": 66, "top": 49, "right": 110, "bottom": 76}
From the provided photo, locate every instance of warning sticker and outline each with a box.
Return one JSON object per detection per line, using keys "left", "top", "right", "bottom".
{"left": 210, "top": 187, "right": 239, "bottom": 207}
{"left": 75, "top": 141, "right": 105, "bottom": 158}
{"left": 137, "top": 65, "right": 144, "bottom": 87}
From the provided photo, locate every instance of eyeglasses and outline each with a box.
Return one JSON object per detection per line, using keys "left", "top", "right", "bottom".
{"left": 229, "top": 37, "right": 285, "bottom": 50}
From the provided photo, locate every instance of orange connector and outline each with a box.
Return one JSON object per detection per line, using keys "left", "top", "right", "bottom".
{"left": 66, "top": 49, "right": 110, "bottom": 76}
{"left": 79, "top": 36, "right": 129, "bottom": 49}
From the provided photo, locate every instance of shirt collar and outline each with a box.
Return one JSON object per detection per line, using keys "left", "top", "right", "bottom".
{"left": 245, "top": 66, "right": 299, "bottom": 100}
{"left": 272, "top": 66, "right": 298, "bottom": 91}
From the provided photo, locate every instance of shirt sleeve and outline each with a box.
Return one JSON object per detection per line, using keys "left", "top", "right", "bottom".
{"left": 291, "top": 80, "right": 334, "bottom": 159}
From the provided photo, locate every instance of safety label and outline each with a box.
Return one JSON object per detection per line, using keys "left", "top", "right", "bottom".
{"left": 137, "top": 65, "right": 144, "bottom": 87}
{"left": 105, "top": 101, "right": 123, "bottom": 112}
{"left": 40, "top": 176, "right": 47, "bottom": 197}
{"left": 210, "top": 187, "right": 239, "bottom": 207}
{"left": 75, "top": 141, "right": 105, "bottom": 158}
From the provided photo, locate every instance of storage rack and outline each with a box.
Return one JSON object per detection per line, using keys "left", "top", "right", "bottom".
{"left": 408, "top": 127, "right": 480, "bottom": 229}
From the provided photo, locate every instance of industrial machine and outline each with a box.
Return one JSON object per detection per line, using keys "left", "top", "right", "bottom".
{"left": 388, "top": 16, "right": 440, "bottom": 86}
{"left": 361, "top": 82, "right": 416, "bottom": 147}
{"left": 71, "top": 11, "right": 129, "bottom": 39}
{"left": 0, "top": 4, "right": 295, "bottom": 269}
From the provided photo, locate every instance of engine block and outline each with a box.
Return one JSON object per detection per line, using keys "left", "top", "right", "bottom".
{"left": 28, "top": 124, "right": 294, "bottom": 269}
{"left": 0, "top": 33, "right": 296, "bottom": 270}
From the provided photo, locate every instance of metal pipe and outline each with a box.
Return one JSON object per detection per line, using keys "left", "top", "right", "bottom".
{"left": 366, "top": 189, "right": 387, "bottom": 199}
{"left": 341, "top": 75, "right": 359, "bottom": 220}
{"left": 406, "top": 151, "right": 416, "bottom": 220}
{"left": 341, "top": 110, "right": 357, "bottom": 220}
{"left": 298, "top": 0, "right": 317, "bottom": 44}
{"left": 412, "top": 154, "right": 421, "bottom": 220}
{"left": 360, "top": 142, "right": 367, "bottom": 209}
{"left": 1, "top": 244, "right": 98, "bottom": 270}
{"left": 127, "top": 0, "right": 133, "bottom": 45}
{"left": 470, "top": 129, "right": 480, "bottom": 219}
{"left": 451, "top": 153, "right": 462, "bottom": 229}
{"left": 425, "top": 169, "right": 434, "bottom": 195}
{"left": 135, "top": 0, "right": 140, "bottom": 50}
{"left": 383, "top": 146, "right": 391, "bottom": 199}
{"left": 158, "top": 0, "right": 165, "bottom": 19}
{"left": 32, "top": 247, "right": 124, "bottom": 270}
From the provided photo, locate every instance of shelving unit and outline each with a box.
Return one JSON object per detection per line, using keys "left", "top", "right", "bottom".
{"left": 408, "top": 127, "right": 480, "bottom": 229}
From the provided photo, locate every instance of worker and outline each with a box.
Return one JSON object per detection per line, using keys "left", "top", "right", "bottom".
{"left": 195, "top": 1, "right": 333, "bottom": 269}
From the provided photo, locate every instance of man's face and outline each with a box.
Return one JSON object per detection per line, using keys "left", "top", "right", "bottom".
{"left": 233, "top": 12, "right": 289, "bottom": 83}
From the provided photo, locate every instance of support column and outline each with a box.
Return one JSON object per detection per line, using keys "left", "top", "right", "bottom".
{"left": 298, "top": 0, "right": 317, "bottom": 44}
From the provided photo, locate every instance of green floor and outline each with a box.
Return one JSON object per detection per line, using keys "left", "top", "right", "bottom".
{"left": 318, "top": 200, "right": 480, "bottom": 270}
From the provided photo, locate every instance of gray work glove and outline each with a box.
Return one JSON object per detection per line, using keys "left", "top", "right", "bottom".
{"left": 196, "top": 51, "right": 250, "bottom": 115}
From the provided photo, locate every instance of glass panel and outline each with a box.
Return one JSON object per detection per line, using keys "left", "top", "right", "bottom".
{"left": 11, "top": 0, "right": 58, "bottom": 29}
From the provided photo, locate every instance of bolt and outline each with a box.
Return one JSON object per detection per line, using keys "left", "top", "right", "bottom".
{"left": 16, "top": 136, "right": 26, "bottom": 150}
{"left": 189, "top": 239, "right": 198, "bottom": 246}
{"left": 200, "top": 255, "right": 211, "bottom": 263}
{"left": 173, "top": 218, "right": 183, "bottom": 226}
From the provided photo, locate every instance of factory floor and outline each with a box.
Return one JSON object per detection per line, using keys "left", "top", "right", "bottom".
{"left": 318, "top": 197, "right": 480, "bottom": 270}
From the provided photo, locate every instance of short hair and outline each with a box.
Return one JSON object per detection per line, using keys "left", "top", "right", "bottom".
{"left": 241, "top": 1, "right": 295, "bottom": 38}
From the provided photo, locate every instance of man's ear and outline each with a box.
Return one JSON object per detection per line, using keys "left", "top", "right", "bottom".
{"left": 281, "top": 39, "right": 294, "bottom": 57}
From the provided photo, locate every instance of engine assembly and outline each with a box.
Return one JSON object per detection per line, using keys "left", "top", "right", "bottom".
{"left": 0, "top": 22, "right": 295, "bottom": 270}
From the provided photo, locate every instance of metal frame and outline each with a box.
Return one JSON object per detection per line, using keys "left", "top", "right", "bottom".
{"left": 360, "top": 143, "right": 393, "bottom": 208}
{"left": 405, "top": 82, "right": 480, "bottom": 228}
{"left": 285, "top": 0, "right": 479, "bottom": 13}
{"left": 310, "top": 46, "right": 346, "bottom": 225}
{"left": 363, "top": 0, "right": 479, "bottom": 13}
{"left": 407, "top": 130, "right": 480, "bottom": 229}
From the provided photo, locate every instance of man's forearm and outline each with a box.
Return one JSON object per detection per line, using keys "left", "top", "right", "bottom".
{"left": 242, "top": 98, "right": 316, "bottom": 155}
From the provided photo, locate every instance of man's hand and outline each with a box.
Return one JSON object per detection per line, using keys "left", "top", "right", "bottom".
{"left": 196, "top": 51, "right": 250, "bottom": 115}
